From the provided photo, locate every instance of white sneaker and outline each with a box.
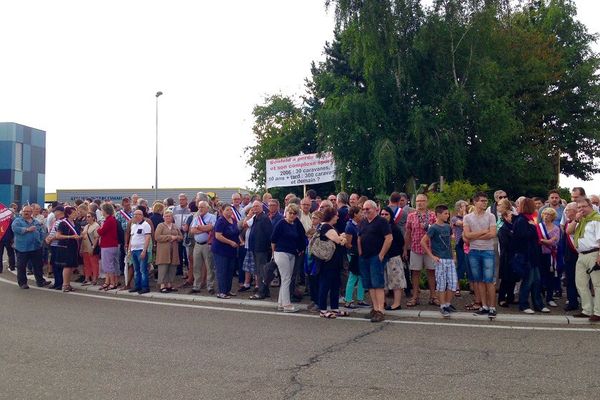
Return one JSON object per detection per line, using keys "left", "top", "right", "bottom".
{"left": 548, "top": 301, "right": 558, "bottom": 307}
{"left": 541, "top": 307, "right": 551, "bottom": 313}
{"left": 522, "top": 308, "right": 535, "bottom": 314}
{"left": 283, "top": 306, "right": 300, "bottom": 313}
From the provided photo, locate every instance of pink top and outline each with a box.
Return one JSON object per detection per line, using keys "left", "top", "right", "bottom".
{"left": 406, "top": 210, "right": 436, "bottom": 254}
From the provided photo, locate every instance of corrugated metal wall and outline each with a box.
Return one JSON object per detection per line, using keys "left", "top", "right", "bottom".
{"left": 56, "top": 188, "right": 249, "bottom": 204}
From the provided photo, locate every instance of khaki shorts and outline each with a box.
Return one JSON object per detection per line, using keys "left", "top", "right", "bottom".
{"left": 409, "top": 252, "right": 435, "bottom": 271}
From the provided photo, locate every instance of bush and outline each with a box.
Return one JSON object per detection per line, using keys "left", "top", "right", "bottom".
{"left": 427, "top": 180, "right": 489, "bottom": 211}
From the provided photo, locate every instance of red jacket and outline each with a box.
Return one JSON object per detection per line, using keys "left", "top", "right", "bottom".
{"left": 97, "top": 215, "right": 119, "bottom": 248}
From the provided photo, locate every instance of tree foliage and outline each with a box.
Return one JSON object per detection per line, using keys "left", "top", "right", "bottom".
{"left": 247, "top": 0, "right": 600, "bottom": 198}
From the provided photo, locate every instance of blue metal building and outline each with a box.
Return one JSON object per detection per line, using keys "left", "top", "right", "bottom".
{"left": 0, "top": 122, "right": 46, "bottom": 206}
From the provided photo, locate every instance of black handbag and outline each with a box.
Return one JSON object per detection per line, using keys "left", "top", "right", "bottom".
{"left": 88, "top": 233, "right": 101, "bottom": 256}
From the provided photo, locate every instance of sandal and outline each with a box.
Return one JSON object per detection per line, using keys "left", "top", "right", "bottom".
{"left": 429, "top": 298, "right": 440, "bottom": 306}
{"left": 160, "top": 288, "right": 169, "bottom": 293}
{"left": 344, "top": 302, "right": 358, "bottom": 309}
{"left": 320, "top": 311, "right": 336, "bottom": 319}
{"left": 465, "top": 302, "right": 482, "bottom": 311}
{"left": 249, "top": 294, "right": 264, "bottom": 300}
{"left": 106, "top": 285, "right": 118, "bottom": 291}
{"left": 99, "top": 284, "right": 109, "bottom": 291}
{"left": 333, "top": 310, "right": 349, "bottom": 317}
{"left": 454, "top": 290, "right": 461, "bottom": 297}
{"left": 406, "top": 298, "right": 420, "bottom": 307}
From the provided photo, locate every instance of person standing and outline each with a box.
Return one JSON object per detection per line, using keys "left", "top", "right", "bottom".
{"left": 567, "top": 197, "right": 600, "bottom": 321}
{"left": 190, "top": 201, "right": 217, "bottom": 294}
{"left": 212, "top": 204, "right": 241, "bottom": 299}
{"left": 561, "top": 202, "right": 580, "bottom": 311}
{"left": 11, "top": 205, "right": 48, "bottom": 288}
{"left": 247, "top": 200, "right": 273, "bottom": 298}
{"left": 154, "top": 210, "right": 182, "bottom": 293}
{"left": 173, "top": 193, "right": 192, "bottom": 276}
{"left": 403, "top": 194, "right": 437, "bottom": 306}
{"left": 80, "top": 212, "right": 100, "bottom": 285}
{"left": 128, "top": 209, "right": 152, "bottom": 294}
{"left": 270, "top": 204, "right": 305, "bottom": 313}
{"left": 463, "top": 192, "right": 498, "bottom": 318}
{"left": 54, "top": 206, "right": 82, "bottom": 292}
{"left": 97, "top": 203, "right": 120, "bottom": 291}
{"left": 358, "top": 200, "right": 393, "bottom": 323}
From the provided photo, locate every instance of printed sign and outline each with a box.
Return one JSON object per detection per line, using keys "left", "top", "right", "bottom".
{"left": 266, "top": 152, "right": 336, "bottom": 189}
{"left": 0, "top": 203, "right": 13, "bottom": 242}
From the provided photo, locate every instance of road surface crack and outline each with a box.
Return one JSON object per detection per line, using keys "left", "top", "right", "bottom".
{"left": 284, "top": 324, "right": 386, "bottom": 399}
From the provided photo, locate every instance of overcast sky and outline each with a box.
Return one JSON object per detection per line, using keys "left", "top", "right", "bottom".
{"left": 1, "top": 0, "right": 599, "bottom": 195}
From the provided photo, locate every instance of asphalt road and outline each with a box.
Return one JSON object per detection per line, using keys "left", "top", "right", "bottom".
{"left": 1, "top": 275, "right": 599, "bottom": 400}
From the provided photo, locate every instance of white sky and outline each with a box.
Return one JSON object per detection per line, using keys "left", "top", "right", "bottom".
{"left": 0, "top": 0, "right": 598, "bottom": 195}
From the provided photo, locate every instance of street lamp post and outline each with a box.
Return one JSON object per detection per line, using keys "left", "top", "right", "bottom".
{"left": 155, "top": 91, "right": 163, "bottom": 203}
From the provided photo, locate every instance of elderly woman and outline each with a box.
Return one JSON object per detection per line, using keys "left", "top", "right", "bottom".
{"left": 80, "top": 212, "right": 100, "bottom": 285}
{"left": 271, "top": 203, "right": 306, "bottom": 312}
{"left": 97, "top": 203, "right": 120, "bottom": 291}
{"left": 211, "top": 203, "right": 241, "bottom": 299}
{"left": 154, "top": 210, "right": 183, "bottom": 293}
{"left": 54, "top": 206, "right": 81, "bottom": 292}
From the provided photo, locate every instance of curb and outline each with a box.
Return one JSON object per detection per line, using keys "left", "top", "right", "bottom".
{"left": 4, "top": 267, "right": 596, "bottom": 326}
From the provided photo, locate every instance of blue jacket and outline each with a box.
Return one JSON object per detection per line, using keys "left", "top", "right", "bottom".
{"left": 11, "top": 217, "right": 45, "bottom": 252}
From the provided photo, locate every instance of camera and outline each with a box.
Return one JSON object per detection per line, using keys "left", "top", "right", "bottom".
{"left": 586, "top": 263, "right": 600, "bottom": 275}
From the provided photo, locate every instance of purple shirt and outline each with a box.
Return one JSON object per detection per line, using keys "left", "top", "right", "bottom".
{"left": 540, "top": 223, "right": 560, "bottom": 255}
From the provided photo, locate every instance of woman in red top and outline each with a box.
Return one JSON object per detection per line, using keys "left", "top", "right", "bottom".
{"left": 97, "top": 203, "right": 120, "bottom": 290}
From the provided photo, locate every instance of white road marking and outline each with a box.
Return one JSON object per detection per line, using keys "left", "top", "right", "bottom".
{"left": 1, "top": 275, "right": 599, "bottom": 333}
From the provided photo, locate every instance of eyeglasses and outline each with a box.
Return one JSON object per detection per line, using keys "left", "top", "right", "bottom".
{"left": 380, "top": 213, "right": 390, "bottom": 216}
{"left": 498, "top": 195, "right": 507, "bottom": 199}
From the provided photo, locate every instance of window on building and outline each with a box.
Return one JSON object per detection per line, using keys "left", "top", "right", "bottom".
{"left": 14, "top": 185, "right": 22, "bottom": 205}
{"left": 15, "top": 142, "right": 23, "bottom": 171}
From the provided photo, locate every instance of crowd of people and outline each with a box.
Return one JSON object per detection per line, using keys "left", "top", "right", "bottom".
{"left": 2, "top": 186, "right": 600, "bottom": 323}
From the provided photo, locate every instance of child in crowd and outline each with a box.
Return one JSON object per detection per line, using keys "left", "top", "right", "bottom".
{"left": 421, "top": 204, "right": 458, "bottom": 317}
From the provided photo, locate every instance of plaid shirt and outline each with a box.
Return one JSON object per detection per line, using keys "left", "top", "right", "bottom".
{"left": 406, "top": 210, "right": 436, "bottom": 254}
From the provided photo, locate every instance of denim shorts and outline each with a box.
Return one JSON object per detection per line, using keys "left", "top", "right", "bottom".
{"left": 359, "top": 255, "right": 385, "bottom": 289}
{"left": 467, "top": 249, "right": 495, "bottom": 283}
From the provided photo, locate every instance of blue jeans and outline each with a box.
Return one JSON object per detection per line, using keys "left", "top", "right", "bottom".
{"left": 318, "top": 267, "right": 341, "bottom": 311}
{"left": 131, "top": 249, "right": 149, "bottom": 290}
{"left": 237, "top": 247, "right": 246, "bottom": 284}
{"left": 359, "top": 256, "right": 385, "bottom": 289}
{"left": 519, "top": 265, "right": 543, "bottom": 311}
{"left": 467, "top": 250, "right": 495, "bottom": 283}
{"left": 213, "top": 253, "right": 236, "bottom": 295}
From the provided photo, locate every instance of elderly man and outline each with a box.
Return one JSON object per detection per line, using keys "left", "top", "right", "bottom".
{"left": 567, "top": 198, "right": 600, "bottom": 321}
{"left": 248, "top": 200, "right": 273, "bottom": 299}
{"left": 11, "top": 206, "right": 49, "bottom": 289}
{"left": 173, "top": 193, "right": 192, "bottom": 276}
{"left": 231, "top": 192, "right": 246, "bottom": 287}
{"left": 299, "top": 198, "right": 312, "bottom": 233}
{"left": 267, "top": 199, "right": 283, "bottom": 226}
{"left": 349, "top": 193, "right": 360, "bottom": 208}
{"left": 189, "top": 201, "right": 217, "bottom": 294}
{"left": 359, "top": 200, "right": 393, "bottom": 323}
{"left": 487, "top": 189, "right": 509, "bottom": 221}
{"left": 562, "top": 202, "right": 580, "bottom": 312}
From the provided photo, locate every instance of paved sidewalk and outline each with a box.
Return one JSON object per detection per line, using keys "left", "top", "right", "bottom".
{"left": 3, "top": 266, "right": 597, "bottom": 326}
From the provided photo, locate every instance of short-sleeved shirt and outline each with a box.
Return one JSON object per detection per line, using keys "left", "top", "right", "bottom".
{"left": 405, "top": 211, "right": 436, "bottom": 254}
{"left": 211, "top": 217, "right": 240, "bottom": 258}
{"left": 130, "top": 221, "right": 151, "bottom": 251}
{"left": 427, "top": 223, "right": 452, "bottom": 259}
{"left": 463, "top": 212, "right": 496, "bottom": 251}
{"left": 359, "top": 216, "right": 392, "bottom": 258}
{"left": 345, "top": 220, "right": 359, "bottom": 255}
{"left": 190, "top": 212, "right": 217, "bottom": 243}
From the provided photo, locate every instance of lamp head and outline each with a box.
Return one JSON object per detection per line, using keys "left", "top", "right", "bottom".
{"left": 156, "top": 91, "right": 163, "bottom": 97}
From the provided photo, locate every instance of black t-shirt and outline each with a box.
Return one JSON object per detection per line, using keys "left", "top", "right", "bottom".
{"left": 387, "top": 224, "right": 404, "bottom": 258}
{"left": 359, "top": 216, "right": 391, "bottom": 258}
{"left": 318, "top": 223, "right": 343, "bottom": 269}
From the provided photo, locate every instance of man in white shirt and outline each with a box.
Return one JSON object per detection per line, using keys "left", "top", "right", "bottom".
{"left": 173, "top": 193, "right": 192, "bottom": 276}
{"left": 566, "top": 197, "right": 600, "bottom": 321}
{"left": 190, "top": 201, "right": 217, "bottom": 294}
{"left": 128, "top": 210, "right": 152, "bottom": 294}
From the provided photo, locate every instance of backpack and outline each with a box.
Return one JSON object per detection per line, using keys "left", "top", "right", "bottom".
{"left": 308, "top": 225, "right": 335, "bottom": 262}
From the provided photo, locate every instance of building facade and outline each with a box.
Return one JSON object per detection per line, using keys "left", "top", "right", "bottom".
{"left": 0, "top": 123, "right": 46, "bottom": 206}
{"left": 53, "top": 188, "right": 248, "bottom": 205}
